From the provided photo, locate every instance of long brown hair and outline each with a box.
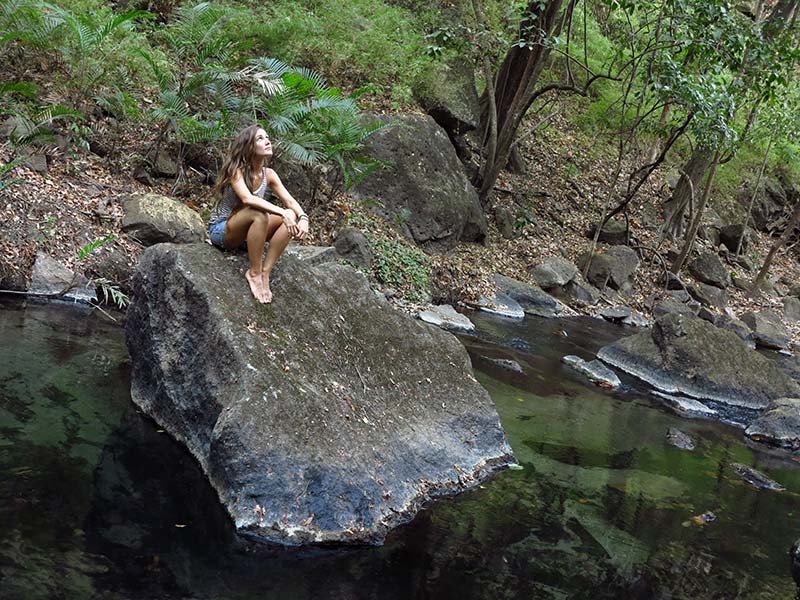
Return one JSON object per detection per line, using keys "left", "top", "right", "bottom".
{"left": 212, "top": 124, "right": 269, "bottom": 201}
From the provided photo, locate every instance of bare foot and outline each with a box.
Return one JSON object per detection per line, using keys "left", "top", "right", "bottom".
{"left": 245, "top": 270, "right": 266, "bottom": 303}
{"left": 261, "top": 271, "right": 273, "bottom": 303}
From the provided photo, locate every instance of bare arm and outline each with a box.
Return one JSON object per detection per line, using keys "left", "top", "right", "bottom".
{"left": 230, "top": 169, "right": 291, "bottom": 218}
{"left": 266, "top": 168, "right": 308, "bottom": 239}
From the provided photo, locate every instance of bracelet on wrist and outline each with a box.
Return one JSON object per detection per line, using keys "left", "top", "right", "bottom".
{"left": 298, "top": 214, "right": 309, "bottom": 222}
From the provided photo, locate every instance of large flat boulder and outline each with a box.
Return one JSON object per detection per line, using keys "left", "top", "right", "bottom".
{"left": 122, "top": 193, "right": 205, "bottom": 245}
{"left": 125, "top": 243, "right": 513, "bottom": 546}
{"left": 351, "top": 114, "right": 487, "bottom": 251}
{"left": 597, "top": 313, "right": 799, "bottom": 410}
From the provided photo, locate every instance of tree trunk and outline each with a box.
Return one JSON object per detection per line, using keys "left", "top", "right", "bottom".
{"left": 751, "top": 200, "right": 800, "bottom": 292}
{"left": 671, "top": 149, "right": 722, "bottom": 273}
{"left": 477, "top": 0, "right": 568, "bottom": 203}
{"left": 662, "top": 148, "right": 713, "bottom": 240}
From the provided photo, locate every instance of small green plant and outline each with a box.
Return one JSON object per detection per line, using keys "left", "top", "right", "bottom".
{"left": 76, "top": 235, "right": 129, "bottom": 308}
{"left": 0, "top": 157, "right": 25, "bottom": 192}
{"left": 368, "top": 234, "right": 431, "bottom": 303}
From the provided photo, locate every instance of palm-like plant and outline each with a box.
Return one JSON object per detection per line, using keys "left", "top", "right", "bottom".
{"left": 40, "top": 3, "right": 149, "bottom": 111}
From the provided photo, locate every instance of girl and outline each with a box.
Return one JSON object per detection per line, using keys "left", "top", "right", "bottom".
{"left": 208, "top": 124, "right": 309, "bottom": 303}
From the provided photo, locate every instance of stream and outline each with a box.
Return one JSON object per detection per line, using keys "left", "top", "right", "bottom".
{"left": 1, "top": 298, "right": 799, "bottom": 599}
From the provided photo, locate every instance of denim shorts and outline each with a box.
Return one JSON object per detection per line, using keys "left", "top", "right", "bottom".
{"left": 209, "top": 220, "right": 227, "bottom": 248}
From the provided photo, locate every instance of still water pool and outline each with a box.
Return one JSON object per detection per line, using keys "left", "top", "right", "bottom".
{"left": 1, "top": 299, "right": 799, "bottom": 599}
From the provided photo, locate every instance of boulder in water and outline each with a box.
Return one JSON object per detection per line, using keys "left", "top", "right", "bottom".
{"left": 125, "top": 243, "right": 514, "bottom": 546}
{"left": 597, "top": 313, "right": 799, "bottom": 410}
{"left": 745, "top": 398, "right": 800, "bottom": 450}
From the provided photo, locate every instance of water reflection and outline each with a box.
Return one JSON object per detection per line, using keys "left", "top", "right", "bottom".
{"left": 1, "top": 300, "right": 799, "bottom": 599}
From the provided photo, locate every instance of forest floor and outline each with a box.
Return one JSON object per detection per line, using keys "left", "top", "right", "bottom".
{"left": 1, "top": 102, "right": 798, "bottom": 347}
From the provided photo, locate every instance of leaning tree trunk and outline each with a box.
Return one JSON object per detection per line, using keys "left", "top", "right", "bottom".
{"left": 477, "top": 0, "right": 568, "bottom": 203}
{"left": 671, "top": 149, "right": 722, "bottom": 273}
{"left": 662, "top": 147, "right": 714, "bottom": 240}
{"left": 751, "top": 200, "right": 800, "bottom": 293}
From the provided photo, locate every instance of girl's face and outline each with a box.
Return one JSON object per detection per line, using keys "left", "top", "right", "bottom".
{"left": 252, "top": 128, "right": 273, "bottom": 159}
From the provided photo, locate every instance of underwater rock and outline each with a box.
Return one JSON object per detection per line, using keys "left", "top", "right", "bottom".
{"left": 126, "top": 243, "right": 514, "bottom": 546}
{"left": 730, "top": 463, "right": 785, "bottom": 492}
{"left": 666, "top": 428, "right": 695, "bottom": 450}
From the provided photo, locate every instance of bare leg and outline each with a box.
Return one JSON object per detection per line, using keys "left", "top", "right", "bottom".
{"left": 224, "top": 208, "right": 270, "bottom": 302}
{"left": 261, "top": 214, "right": 291, "bottom": 303}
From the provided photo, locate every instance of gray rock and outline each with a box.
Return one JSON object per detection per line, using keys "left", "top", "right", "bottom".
{"left": 687, "top": 281, "right": 728, "bottom": 309}
{"left": 748, "top": 177, "right": 788, "bottom": 231}
{"left": 418, "top": 304, "right": 475, "bottom": 333}
{"left": 666, "top": 428, "right": 695, "bottom": 450}
{"left": 153, "top": 149, "right": 179, "bottom": 178}
{"left": 730, "top": 463, "right": 785, "bottom": 491}
{"left": 475, "top": 290, "right": 525, "bottom": 319}
{"left": 784, "top": 297, "right": 800, "bottom": 322}
{"left": 746, "top": 398, "right": 800, "bottom": 450}
{"left": 697, "top": 306, "right": 716, "bottom": 322}
{"left": 352, "top": 114, "right": 487, "bottom": 251}
{"left": 24, "top": 153, "right": 48, "bottom": 173}
{"left": 714, "top": 314, "right": 756, "bottom": 349}
{"left": 666, "top": 289, "right": 691, "bottom": 303}
{"left": 284, "top": 245, "right": 337, "bottom": 267}
{"left": 28, "top": 252, "right": 97, "bottom": 303}
{"left": 562, "top": 274, "right": 601, "bottom": 308}
{"left": 493, "top": 274, "right": 564, "bottom": 318}
{"left": 125, "top": 243, "right": 513, "bottom": 545}
{"left": 654, "top": 298, "right": 698, "bottom": 319}
{"left": 597, "top": 313, "right": 799, "bottom": 410}
{"left": 735, "top": 254, "right": 756, "bottom": 272}
{"left": 577, "top": 245, "right": 639, "bottom": 292}
{"left": 562, "top": 355, "right": 621, "bottom": 389}
{"left": 334, "top": 227, "right": 372, "bottom": 269}
{"left": 741, "top": 310, "right": 791, "bottom": 350}
{"left": 486, "top": 358, "right": 524, "bottom": 373}
{"left": 719, "top": 224, "right": 752, "bottom": 254}
{"left": 494, "top": 206, "right": 519, "bottom": 240}
{"left": 531, "top": 256, "right": 578, "bottom": 289}
{"left": 652, "top": 391, "right": 718, "bottom": 417}
{"left": 732, "top": 275, "right": 752, "bottom": 291}
{"left": 688, "top": 251, "right": 730, "bottom": 289}
{"left": 121, "top": 193, "right": 205, "bottom": 245}
{"left": 596, "top": 306, "right": 649, "bottom": 327}
{"left": 414, "top": 57, "right": 480, "bottom": 136}
{"left": 586, "top": 219, "right": 628, "bottom": 245}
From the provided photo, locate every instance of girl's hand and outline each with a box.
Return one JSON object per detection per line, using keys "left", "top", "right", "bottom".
{"left": 295, "top": 217, "right": 309, "bottom": 240}
{"left": 282, "top": 210, "right": 299, "bottom": 237}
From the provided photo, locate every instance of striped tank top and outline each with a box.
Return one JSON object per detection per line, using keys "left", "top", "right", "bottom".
{"left": 209, "top": 167, "right": 270, "bottom": 225}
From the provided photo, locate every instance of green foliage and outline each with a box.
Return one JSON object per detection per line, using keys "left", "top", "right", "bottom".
{"left": 76, "top": 234, "right": 116, "bottom": 261}
{"left": 42, "top": 2, "right": 150, "bottom": 104}
{"left": 92, "top": 277, "right": 130, "bottom": 308}
{"left": 220, "top": 0, "right": 443, "bottom": 106}
{"left": 0, "top": 156, "right": 25, "bottom": 192}
{"left": 369, "top": 234, "right": 431, "bottom": 303}
{"left": 76, "top": 235, "right": 129, "bottom": 308}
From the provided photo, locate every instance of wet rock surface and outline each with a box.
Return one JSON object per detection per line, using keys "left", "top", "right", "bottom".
{"left": 745, "top": 398, "right": 800, "bottom": 450}
{"left": 562, "top": 355, "right": 621, "bottom": 389}
{"left": 125, "top": 243, "right": 514, "bottom": 546}
{"left": 597, "top": 313, "right": 799, "bottom": 410}
{"left": 418, "top": 304, "right": 475, "bottom": 332}
{"left": 493, "top": 274, "right": 564, "bottom": 318}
